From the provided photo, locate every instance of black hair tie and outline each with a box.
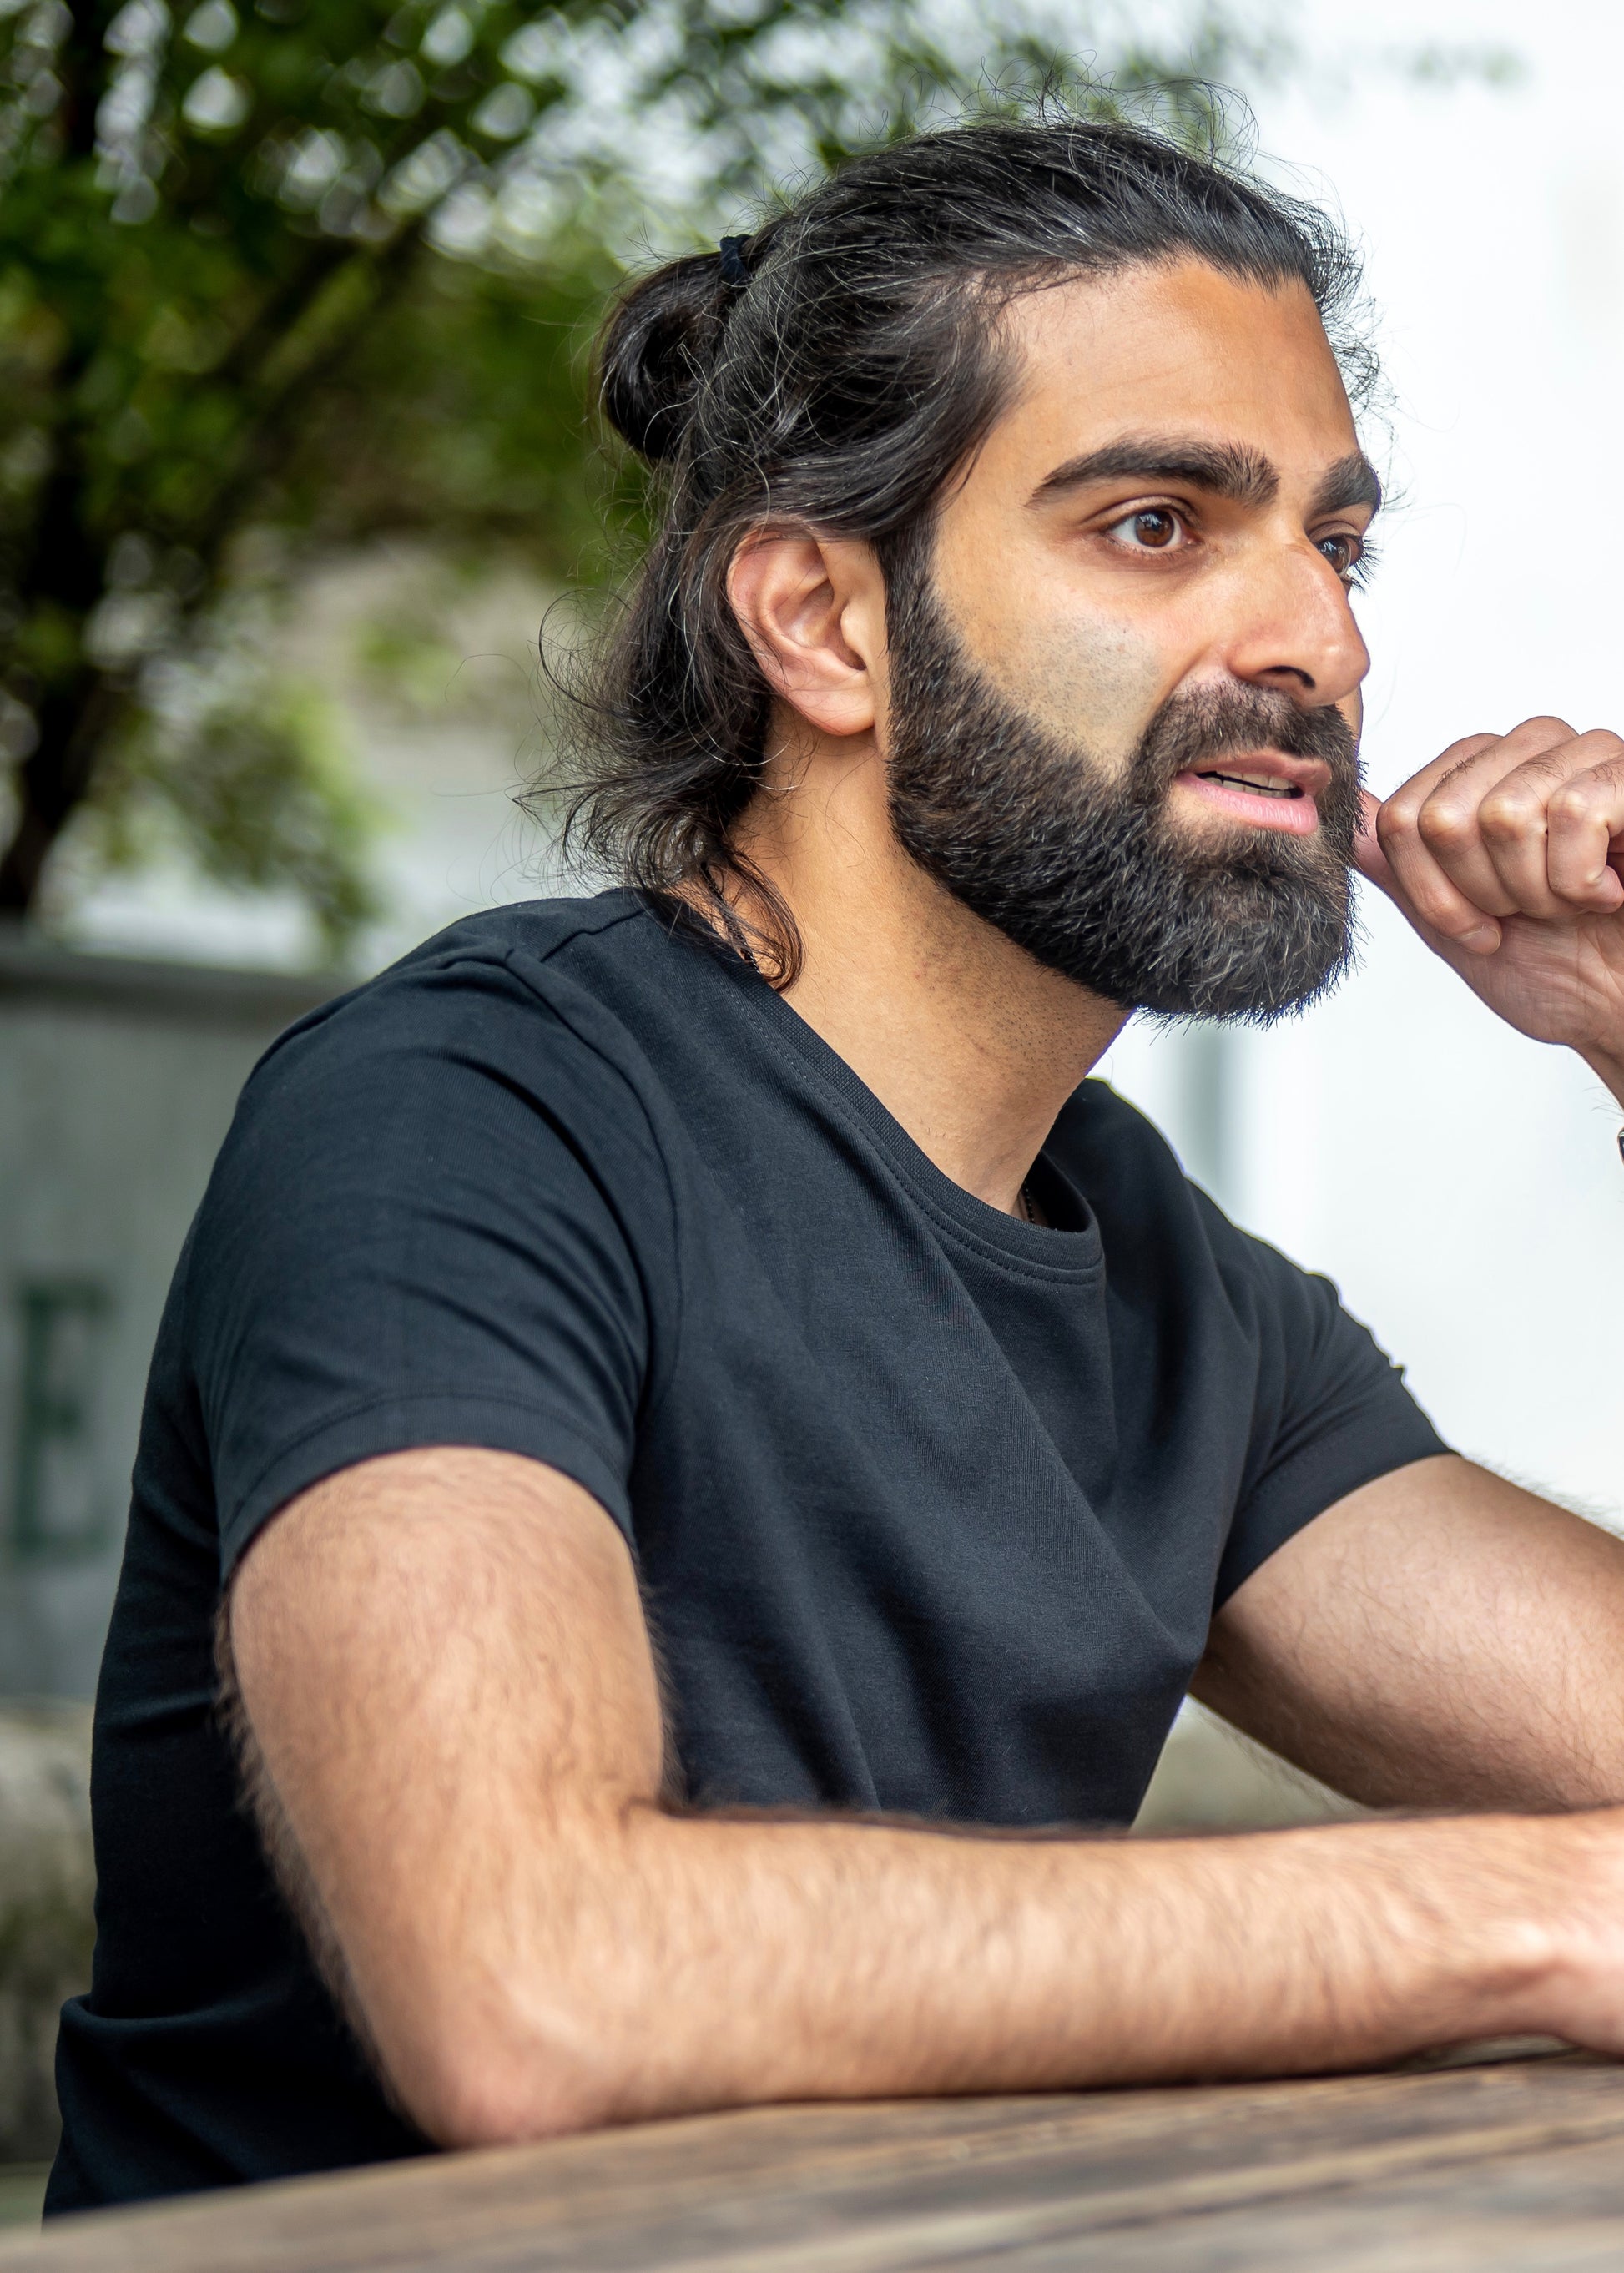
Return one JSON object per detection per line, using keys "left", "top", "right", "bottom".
{"left": 718, "top": 235, "right": 752, "bottom": 290}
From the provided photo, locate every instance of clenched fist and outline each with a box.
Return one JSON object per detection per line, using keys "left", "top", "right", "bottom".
{"left": 1356, "top": 717, "right": 1624, "bottom": 1104}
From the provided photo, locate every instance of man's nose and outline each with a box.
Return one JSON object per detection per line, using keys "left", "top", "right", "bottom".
{"left": 1221, "top": 539, "right": 1370, "bottom": 708}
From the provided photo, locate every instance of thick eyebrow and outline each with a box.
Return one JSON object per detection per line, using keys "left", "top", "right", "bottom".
{"left": 1030, "top": 436, "right": 1279, "bottom": 509}
{"left": 1310, "top": 451, "right": 1384, "bottom": 520}
{"left": 1028, "top": 436, "right": 1384, "bottom": 522}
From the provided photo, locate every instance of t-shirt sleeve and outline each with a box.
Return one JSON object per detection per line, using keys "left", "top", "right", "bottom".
{"left": 184, "top": 951, "right": 677, "bottom": 1579}
{"left": 1214, "top": 1215, "right": 1451, "bottom": 1606}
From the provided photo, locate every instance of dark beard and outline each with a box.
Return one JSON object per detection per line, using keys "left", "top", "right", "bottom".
{"left": 885, "top": 583, "right": 1364, "bottom": 1021}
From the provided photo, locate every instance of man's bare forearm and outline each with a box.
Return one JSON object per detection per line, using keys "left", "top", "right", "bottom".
{"left": 411, "top": 1797, "right": 1587, "bottom": 2146}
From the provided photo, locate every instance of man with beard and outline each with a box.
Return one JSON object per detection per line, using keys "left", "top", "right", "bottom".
{"left": 50, "top": 116, "right": 1624, "bottom": 2211}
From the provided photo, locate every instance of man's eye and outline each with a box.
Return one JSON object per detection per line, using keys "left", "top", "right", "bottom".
{"left": 1105, "top": 507, "right": 1185, "bottom": 552}
{"left": 1317, "top": 532, "right": 1364, "bottom": 582}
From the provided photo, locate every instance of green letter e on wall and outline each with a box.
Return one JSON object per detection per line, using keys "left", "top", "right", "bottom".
{"left": 11, "top": 1278, "right": 115, "bottom": 1566}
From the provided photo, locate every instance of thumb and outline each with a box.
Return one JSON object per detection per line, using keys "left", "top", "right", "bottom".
{"left": 1350, "top": 786, "right": 1501, "bottom": 967}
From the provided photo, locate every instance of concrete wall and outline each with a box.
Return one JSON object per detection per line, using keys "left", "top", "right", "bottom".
{"left": 0, "top": 939, "right": 335, "bottom": 1700}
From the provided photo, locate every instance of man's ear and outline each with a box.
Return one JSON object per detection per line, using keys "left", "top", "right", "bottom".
{"left": 726, "top": 532, "right": 885, "bottom": 740}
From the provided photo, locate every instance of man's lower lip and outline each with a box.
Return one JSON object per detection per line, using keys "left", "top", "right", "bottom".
{"left": 1172, "top": 769, "right": 1321, "bottom": 836}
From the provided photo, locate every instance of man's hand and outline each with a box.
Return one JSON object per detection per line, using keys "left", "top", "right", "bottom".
{"left": 1355, "top": 717, "right": 1624, "bottom": 1102}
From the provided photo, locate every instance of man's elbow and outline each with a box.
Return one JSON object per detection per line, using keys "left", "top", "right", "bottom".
{"left": 387, "top": 1984, "right": 644, "bottom": 2151}
{"left": 342, "top": 1811, "right": 681, "bottom": 2150}
{"left": 411, "top": 2056, "right": 609, "bottom": 2153}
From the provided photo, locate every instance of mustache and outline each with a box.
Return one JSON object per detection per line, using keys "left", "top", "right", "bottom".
{"left": 1130, "top": 683, "right": 1360, "bottom": 802}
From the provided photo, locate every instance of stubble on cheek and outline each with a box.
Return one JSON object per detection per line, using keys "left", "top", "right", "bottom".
{"left": 971, "top": 610, "right": 1169, "bottom": 785}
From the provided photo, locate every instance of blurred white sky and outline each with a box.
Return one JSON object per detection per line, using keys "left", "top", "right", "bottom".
{"left": 1105, "top": 0, "right": 1624, "bottom": 1521}
{"left": 60, "top": 0, "right": 1624, "bottom": 1520}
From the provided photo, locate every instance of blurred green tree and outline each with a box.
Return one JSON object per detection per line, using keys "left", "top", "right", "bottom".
{"left": 0, "top": 0, "right": 1500, "bottom": 955}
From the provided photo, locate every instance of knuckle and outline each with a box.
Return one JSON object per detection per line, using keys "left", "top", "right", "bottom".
{"left": 1374, "top": 802, "right": 1410, "bottom": 850}
{"left": 1416, "top": 798, "right": 1474, "bottom": 851}
{"left": 1549, "top": 780, "right": 1597, "bottom": 823}
{"left": 1478, "top": 790, "right": 1541, "bottom": 846}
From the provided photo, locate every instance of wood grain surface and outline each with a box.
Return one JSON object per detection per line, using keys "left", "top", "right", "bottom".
{"left": 6, "top": 2051, "right": 1623, "bottom": 2273}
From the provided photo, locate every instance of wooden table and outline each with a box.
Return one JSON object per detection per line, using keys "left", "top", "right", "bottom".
{"left": 6, "top": 2050, "right": 1624, "bottom": 2272}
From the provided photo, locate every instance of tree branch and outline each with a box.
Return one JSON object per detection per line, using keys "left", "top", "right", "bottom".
{"left": 0, "top": 225, "right": 428, "bottom": 917}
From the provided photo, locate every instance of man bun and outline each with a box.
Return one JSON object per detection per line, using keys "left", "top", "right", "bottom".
{"left": 598, "top": 249, "right": 738, "bottom": 466}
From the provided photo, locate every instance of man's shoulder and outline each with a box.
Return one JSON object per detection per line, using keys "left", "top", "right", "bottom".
{"left": 326, "top": 886, "right": 650, "bottom": 1006}
{"left": 189, "top": 890, "right": 688, "bottom": 1288}
{"left": 393, "top": 888, "right": 654, "bottom": 980}
{"left": 251, "top": 890, "right": 663, "bottom": 1077}
{"left": 199, "top": 891, "right": 702, "bottom": 1218}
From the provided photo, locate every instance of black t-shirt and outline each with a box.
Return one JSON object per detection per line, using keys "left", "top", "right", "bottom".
{"left": 49, "top": 891, "right": 1447, "bottom": 2211}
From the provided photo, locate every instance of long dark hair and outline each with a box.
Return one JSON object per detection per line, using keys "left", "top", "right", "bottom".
{"left": 557, "top": 104, "right": 1369, "bottom": 981}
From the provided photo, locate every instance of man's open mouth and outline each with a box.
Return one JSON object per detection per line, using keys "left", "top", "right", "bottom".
{"left": 1193, "top": 769, "right": 1304, "bottom": 800}
{"left": 1170, "top": 756, "right": 1328, "bottom": 839}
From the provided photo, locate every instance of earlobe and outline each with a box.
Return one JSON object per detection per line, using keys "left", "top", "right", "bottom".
{"left": 727, "top": 532, "right": 882, "bottom": 739}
